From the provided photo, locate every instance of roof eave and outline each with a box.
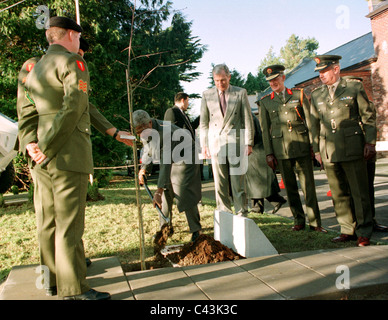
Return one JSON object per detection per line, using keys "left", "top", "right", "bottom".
{"left": 366, "top": 3, "right": 388, "bottom": 18}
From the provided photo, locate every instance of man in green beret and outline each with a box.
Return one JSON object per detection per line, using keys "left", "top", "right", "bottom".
{"left": 17, "top": 16, "right": 130, "bottom": 300}
{"left": 259, "top": 65, "right": 325, "bottom": 232}
{"left": 310, "top": 55, "right": 376, "bottom": 246}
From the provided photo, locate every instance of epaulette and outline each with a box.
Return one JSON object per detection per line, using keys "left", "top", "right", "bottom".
{"left": 344, "top": 76, "right": 363, "bottom": 82}
{"left": 291, "top": 87, "right": 301, "bottom": 91}
{"left": 311, "top": 85, "right": 324, "bottom": 93}
{"left": 260, "top": 93, "right": 271, "bottom": 100}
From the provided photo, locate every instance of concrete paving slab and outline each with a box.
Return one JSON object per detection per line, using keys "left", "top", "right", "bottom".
{"left": 0, "top": 264, "right": 54, "bottom": 300}
{"left": 86, "top": 257, "right": 134, "bottom": 300}
{"left": 282, "top": 249, "right": 388, "bottom": 298}
{"left": 0, "top": 256, "right": 131, "bottom": 300}
{"left": 126, "top": 267, "right": 208, "bottom": 300}
{"left": 182, "top": 261, "right": 283, "bottom": 300}
{"left": 2, "top": 247, "right": 388, "bottom": 300}
{"left": 233, "top": 253, "right": 338, "bottom": 300}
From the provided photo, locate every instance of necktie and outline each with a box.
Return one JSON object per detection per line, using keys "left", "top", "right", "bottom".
{"left": 220, "top": 91, "right": 227, "bottom": 116}
{"left": 329, "top": 85, "right": 335, "bottom": 99}
{"left": 281, "top": 91, "right": 285, "bottom": 102}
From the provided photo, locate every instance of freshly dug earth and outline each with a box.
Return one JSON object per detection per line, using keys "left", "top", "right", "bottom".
{"left": 153, "top": 223, "right": 174, "bottom": 254}
{"left": 166, "top": 234, "right": 244, "bottom": 266}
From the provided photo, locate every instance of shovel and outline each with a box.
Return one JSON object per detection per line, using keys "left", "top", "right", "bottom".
{"left": 143, "top": 176, "right": 170, "bottom": 224}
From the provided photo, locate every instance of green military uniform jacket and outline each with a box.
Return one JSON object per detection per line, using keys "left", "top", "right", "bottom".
{"left": 259, "top": 88, "right": 312, "bottom": 159}
{"left": 310, "top": 77, "right": 377, "bottom": 162}
{"left": 18, "top": 45, "right": 113, "bottom": 173}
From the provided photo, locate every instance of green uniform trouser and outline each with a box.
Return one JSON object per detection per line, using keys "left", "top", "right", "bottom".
{"left": 324, "top": 158, "right": 373, "bottom": 238}
{"left": 277, "top": 155, "right": 321, "bottom": 227}
{"left": 32, "top": 161, "right": 90, "bottom": 297}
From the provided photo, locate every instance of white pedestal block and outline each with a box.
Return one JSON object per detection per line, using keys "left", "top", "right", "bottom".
{"left": 214, "top": 210, "right": 278, "bottom": 258}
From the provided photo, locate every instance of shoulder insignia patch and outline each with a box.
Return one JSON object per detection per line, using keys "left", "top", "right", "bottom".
{"left": 76, "top": 60, "right": 85, "bottom": 72}
{"left": 26, "top": 63, "right": 35, "bottom": 72}
{"left": 79, "top": 80, "right": 88, "bottom": 93}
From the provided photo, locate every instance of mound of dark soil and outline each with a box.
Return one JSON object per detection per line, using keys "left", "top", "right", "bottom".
{"left": 166, "top": 234, "right": 244, "bottom": 266}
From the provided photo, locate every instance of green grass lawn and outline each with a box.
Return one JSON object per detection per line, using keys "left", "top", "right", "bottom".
{"left": 0, "top": 175, "right": 372, "bottom": 283}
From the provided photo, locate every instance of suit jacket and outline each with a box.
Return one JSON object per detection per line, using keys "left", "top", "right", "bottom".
{"left": 140, "top": 119, "right": 201, "bottom": 212}
{"left": 164, "top": 106, "right": 195, "bottom": 139}
{"left": 19, "top": 45, "right": 113, "bottom": 174}
{"left": 199, "top": 86, "right": 254, "bottom": 156}
{"left": 259, "top": 88, "right": 312, "bottom": 160}
{"left": 310, "top": 77, "right": 376, "bottom": 162}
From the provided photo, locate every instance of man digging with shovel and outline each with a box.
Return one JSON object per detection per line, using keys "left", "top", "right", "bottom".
{"left": 133, "top": 110, "right": 202, "bottom": 250}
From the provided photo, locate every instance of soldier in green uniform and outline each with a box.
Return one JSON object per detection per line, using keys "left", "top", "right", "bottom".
{"left": 17, "top": 17, "right": 131, "bottom": 299}
{"left": 310, "top": 55, "right": 376, "bottom": 246}
{"left": 259, "top": 65, "right": 325, "bottom": 232}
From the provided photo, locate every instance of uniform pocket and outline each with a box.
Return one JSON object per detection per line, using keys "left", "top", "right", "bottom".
{"left": 77, "top": 113, "right": 91, "bottom": 135}
{"left": 344, "top": 127, "right": 364, "bottom": 157}
{"left": 271, "top": 128, "right": 285, "bottom": 157}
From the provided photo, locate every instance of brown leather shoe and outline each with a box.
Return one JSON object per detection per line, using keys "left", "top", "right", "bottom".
{"left": 331, "top": 234, "right": 357, "bottom": 243}
{"left": 357, "top": 237, "right": 370, "bottom": 247}
{"left": 292, "top": 224, "right": 305, "bottom": 231}
{"left": 310, "top": 226, "right": 328, "bottom": 233}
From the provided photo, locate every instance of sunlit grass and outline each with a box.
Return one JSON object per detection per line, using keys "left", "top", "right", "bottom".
{"left": 0, "top": 175, "right": 374, "bottom": 284}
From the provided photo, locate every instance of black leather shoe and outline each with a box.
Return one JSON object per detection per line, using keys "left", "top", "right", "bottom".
{"left": 46, "top": 286, "right": 57, "bottom": 296}
{"left": 63, "top": 289, "right": 111, "bottom": 300}
{"left": 191, "top": 231, "right": 201, "bottom": 242}
{"left": 373, "top": 223, "right": 388, "bottom": 232}
{"left": 272, "top": 200, "right": 286, "bottom": 214}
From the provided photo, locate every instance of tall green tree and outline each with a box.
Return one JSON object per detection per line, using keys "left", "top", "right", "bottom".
{"left": 279, "top": 34, "right": 319, "bottom": 70}
{"left": 0, "top": 0, "right": 206, "bottom": 165}
{"left": 258, "top": 46, "right": 282, "bottom": 72}
{"left": 258, "top": 34, "right": 319, "bottom": 73}
{"left": 244, "top": 72, "right": 268, "bottom": 95}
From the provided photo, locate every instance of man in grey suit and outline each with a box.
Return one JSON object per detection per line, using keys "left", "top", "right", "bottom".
{"left": 135, "top": 110, "right": 202, "bottom": 241}
{"left": 200, "top": 64, "right": 254, "bottom": 216}
{"left": 163, "top": 93, "right": 202, "bottom": 230}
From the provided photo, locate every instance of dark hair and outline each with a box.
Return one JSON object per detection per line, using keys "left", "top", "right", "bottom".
{"left": 174, "top": 92, "right": 189, "bottom": 103}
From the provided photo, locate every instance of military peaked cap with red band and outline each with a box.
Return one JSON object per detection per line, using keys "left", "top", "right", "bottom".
{"left": 314, "top": 55, "right": 342, "bottom": 72}
{"left": 263, "top": 65, "right": 285, "bottom": 81}
{"left": 49, "top": 16, "right": 83, "bottom": 33}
